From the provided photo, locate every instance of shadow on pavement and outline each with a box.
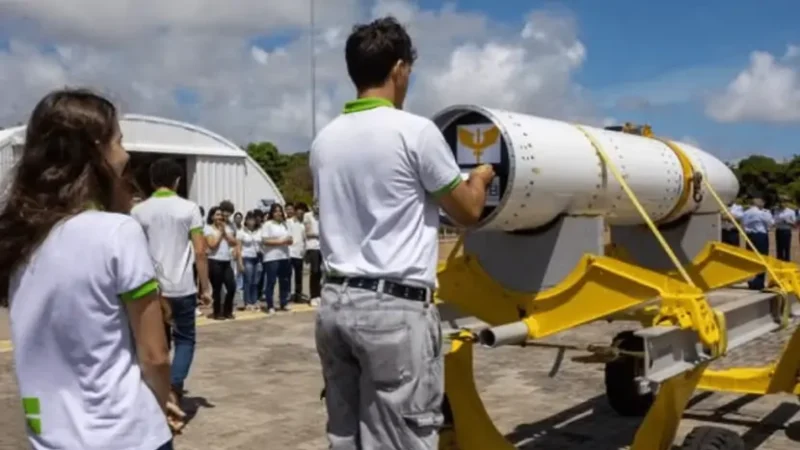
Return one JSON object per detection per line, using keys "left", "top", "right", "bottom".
{"left": 504, "top": 391, "right": 797, "bottom": 449}
{"left": 180, "top": 395, "right": 216, "bottom": 425}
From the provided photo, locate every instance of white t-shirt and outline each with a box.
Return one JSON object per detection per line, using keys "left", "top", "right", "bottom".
{"left": 310, "top": 101, "right": 461, "bottom": 288}
{"left": 9, "top": 211, "right": 171, "bottom": 450}
{"left": 237, "top": 228, "right": 261, "bottom": 259}
{"left": 261, "top": 220, "right": 291, "bottom": 262}
{"left": 204, "top": 224, "right": 235, "bottom": 261}
{"left": 304, "top": 213, "right": 320, "bottom": 251}
{"left": 287, "top": 217, "right": 306, "bottom": 259}
{"left": 131, "top": 189, "right": 203, "bottom": 297}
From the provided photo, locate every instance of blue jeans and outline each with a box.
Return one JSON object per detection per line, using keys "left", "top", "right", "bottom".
{"left": 746, "top": 232, "right": 769, "bottom": 290}
{"left": 242, "top": 257, "right": 261, "bottom": 305}
{"left": 167, "top": 294, "right": 197, "bottom": 391}
{"left": 263, "top": 259, "right": 291, "bottom": 309}
{"left": 156, "top": 440, "right": 174, "bottom": 450}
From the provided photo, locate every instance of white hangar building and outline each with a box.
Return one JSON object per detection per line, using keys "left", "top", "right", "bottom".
{"left": 0, "top": 114, "right": 284, "bottom": 212}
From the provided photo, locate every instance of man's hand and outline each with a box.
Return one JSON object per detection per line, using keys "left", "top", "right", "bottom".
{"left": 469, "top": 164, "right": 495, "bottom": 187}
{"left": 285, "top": 236, "right": 294, "bottom": 245}
{"left": 166, "top": 400, "right": 187, "bottom": 434}
{"left": 199, "top": 286, "right": 213, "bottom": 306}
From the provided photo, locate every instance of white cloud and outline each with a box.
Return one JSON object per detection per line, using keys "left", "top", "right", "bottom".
{"left": 0, "top": 0, "right": 597, "bottom": 151}
{"left": 706, "top": 45, "right": 800, "bottom": 123}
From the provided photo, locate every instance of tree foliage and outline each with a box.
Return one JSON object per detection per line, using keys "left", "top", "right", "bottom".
{"left": 732, "top": 155, "right": 800, "bottom": 206}
{"left": 245, "top": 141, "right": 313, "bottom": 205}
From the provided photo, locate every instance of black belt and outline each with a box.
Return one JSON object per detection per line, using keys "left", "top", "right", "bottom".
{"left": 325, "top": 276, "right": 429, "bottom": 302}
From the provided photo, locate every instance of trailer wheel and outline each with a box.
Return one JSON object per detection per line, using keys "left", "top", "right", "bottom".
{"left": 604, "top": 330, "right": 654, "bottom": 416}
{"left": 681, "top": 426, "right": 745, "bottom": 450}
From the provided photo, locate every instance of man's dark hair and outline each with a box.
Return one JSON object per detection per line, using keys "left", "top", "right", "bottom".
{"left": 294, "top": 202, "right": 309, "bottom": 212}
{"left": 219, "top": 200, "right": 235, "bottom": 213}
{"left": 345, "top": 16, "right": 417, "bottom": 91}
{"left": 149, "top": 157, "right": 183, "bottom": 189}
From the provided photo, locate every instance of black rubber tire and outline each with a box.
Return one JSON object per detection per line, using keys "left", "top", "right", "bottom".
{"left": 681, "top": 426, "right": 745, "bottom": 450}
{"left": 604, "top": 330, "right": 654, "bottom": 417}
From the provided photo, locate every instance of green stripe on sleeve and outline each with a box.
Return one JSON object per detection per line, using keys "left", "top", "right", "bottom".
{"left": 189, "top": 227, "right": 203, "bottom": 236}
{"left": 120, "top": 279, "right": 159, "bottom": 303}
{"left": 22, "top": 397, "right": 42, "bottom": 435}
{"left": 22, "top": 397, "right": 40, "bottom": 415}
{"left": 432, "top": 175, "right": 463, "bottom": 198}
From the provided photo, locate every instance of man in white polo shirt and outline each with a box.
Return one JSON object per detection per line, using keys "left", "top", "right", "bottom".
{"left": 131, "top": 157, "right": 212, "bottom": 403}
{"left": 310, "top": 16, "right": 494, "bottom": 450}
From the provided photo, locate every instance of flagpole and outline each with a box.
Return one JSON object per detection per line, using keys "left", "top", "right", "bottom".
{"left": 309, "top": 0, "right": 317, "bottom": 140}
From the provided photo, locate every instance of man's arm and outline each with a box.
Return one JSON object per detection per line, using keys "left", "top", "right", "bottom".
{"left": 190, "top": 206, "right": 212, "bottom": 297}
{"left": 413, "top": 122, "right": 493, "bottom": 226}
{"left": 113, "top": 219, "right": 171, "bottom": 412}
{"left": 125, "top": 291, "right": 171, "bottom": 411}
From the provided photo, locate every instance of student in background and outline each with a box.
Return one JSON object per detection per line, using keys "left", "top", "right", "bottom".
{"left": 774, "top": 197, "right": 797, "bottom": 262}
{"left": 204, "top": 207, "right": 239, "bottom": 320}
{"left": 237, "top": 212, "right": 263, "bottom": 311}
{"left": 131, "top": 157, "right": 212, "bottom": 410}
{"left": 721, "top": 201, "right": 744, "bottom": 246}
{"left": 261, "top": 203, "right": 293, "bottom": 314}
{"left": 286, "top": 203, "right": 308, "bottom": 303}
{"left": 741, "top": 197, "right": 774, "bottom": 290}
{"left": 303, "top": 201, "right": 322, "bottom": 306}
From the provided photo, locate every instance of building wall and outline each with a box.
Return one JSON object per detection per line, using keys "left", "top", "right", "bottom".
{"left": 188, "top": 155, "right": 283, "bottom": 213}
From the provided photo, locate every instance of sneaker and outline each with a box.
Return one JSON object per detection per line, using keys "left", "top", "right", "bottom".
{"left": 310, "top": 298, "right": 320, "bottom": 307}
{"left": 195, "top": 308, "right": 203, "bottom": 317}
{"left": 279, "top": 305, "right": 290, "bottom": 312}
{"left": 266, "top": 308, "right": 276, "bottom": 315}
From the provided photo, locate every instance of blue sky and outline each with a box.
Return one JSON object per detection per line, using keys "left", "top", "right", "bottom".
{"left": 0, "top": 0, "right": 798, "bottom": 157}
{"left": 421, "top": 0, "right": 800, "bottom": 159}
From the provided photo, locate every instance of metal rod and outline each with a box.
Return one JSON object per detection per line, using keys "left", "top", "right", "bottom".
{"left": 309, "top": 0, "right": 317, "bottom": 140}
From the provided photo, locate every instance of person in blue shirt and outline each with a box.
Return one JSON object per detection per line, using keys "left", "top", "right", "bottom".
{"left": 741, "top": 197, "right": 775, "bottom": 290}
{"left": 721, "top": 201, "right": 744, "bottom": 246}
{"left": 773, "top": 197, "right": 797, "bottom": 262}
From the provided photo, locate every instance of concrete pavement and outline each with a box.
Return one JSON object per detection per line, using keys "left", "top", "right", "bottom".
{"left": 1, "top": 305, "right": 799, "bottom": 449}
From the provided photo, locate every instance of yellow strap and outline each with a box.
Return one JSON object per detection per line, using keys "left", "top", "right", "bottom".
{"left": 573, "top": 125, "right": 696, "bottom": 287}
{"left": 694, "top": 167, "right": 788, "bottom": 294}
{"left": 653, "top": 138, "right": 696, "bottom": 224}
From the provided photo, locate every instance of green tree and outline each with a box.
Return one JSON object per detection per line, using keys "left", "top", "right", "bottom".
{"left": 245, "top": 142, "right": 288, "bottom": 187}
{"left": 245, "top": 142, "right": 314, "bottom": 204}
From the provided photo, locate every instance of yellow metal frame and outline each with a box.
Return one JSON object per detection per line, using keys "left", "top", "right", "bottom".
{"left": 436, "top": 131, "right": 800, "bottom": 450}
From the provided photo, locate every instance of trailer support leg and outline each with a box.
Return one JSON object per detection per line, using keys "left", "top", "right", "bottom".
{"left": 441, "top": 334, "right": 514, "bottom": 450}
{"left": 631, "top": 362, "right": 710, "bottom": 450}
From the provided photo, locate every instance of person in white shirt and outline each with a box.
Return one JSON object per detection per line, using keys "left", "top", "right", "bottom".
{"left": 236, "top": 211, "right": 263, "bottom": 311}
{"left": 285, "top": 203, "right": 308, "bottom": 303}
{"left": 131, "top": 157, "right": 212, "bottom": 408}
{"left": 302, "top": 202, "right": 322, "bottom": 305}
{"left": 310, "top": 18, "right": 493, "bottom": 450}
{"left": 0, "top": 88, "right": 179, "bottom": 449}
{"left": 742, "top": 197, "right": 775, "bottom": 290}
{"left": 204, "top": 206, "right": 240, "bottom": 320}
{"left": 261, "top": 203, "right": 293, "bottom": 314}
{"left": 721, "top": 202, "right": 744, "bottom": 246}
{"left": 774, "top": 197, "right": 797, "bottom": 262}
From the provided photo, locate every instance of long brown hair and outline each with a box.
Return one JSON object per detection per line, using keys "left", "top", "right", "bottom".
{"left": 0, "top": 88, "right": 132, "bottom": 306}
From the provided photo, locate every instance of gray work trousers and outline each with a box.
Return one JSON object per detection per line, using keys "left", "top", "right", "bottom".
{"left": 315, "top": 281, "right": 444, "bottom": 450}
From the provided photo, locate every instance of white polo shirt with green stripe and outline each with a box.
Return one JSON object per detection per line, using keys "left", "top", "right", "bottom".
{"left": 309, "top": 97, "right": 462, "bottom": 289}
{"left": 132, "top": 188, "right": 204, "bottom": 298}
{"left": 9, "top": 210, "right": 171, "bottom": 450}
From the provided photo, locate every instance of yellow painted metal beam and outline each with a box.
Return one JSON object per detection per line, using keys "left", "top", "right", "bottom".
{"left": 440, "top": 334, "right": 514, "bottom": 450}
{"left": 631, "top": 363, "right": 710, "bottom": 450}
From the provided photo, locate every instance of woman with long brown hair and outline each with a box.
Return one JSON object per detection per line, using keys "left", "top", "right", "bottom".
{"left": 0, "top": 89, "right": 178, "bottom": 449}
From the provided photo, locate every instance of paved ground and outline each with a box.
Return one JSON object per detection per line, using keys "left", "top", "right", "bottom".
{"left": 1, "top": 305, "right": 799, "bottom": 450}
{"left": 2, "top": 236, "right": 800, "bottom": 449}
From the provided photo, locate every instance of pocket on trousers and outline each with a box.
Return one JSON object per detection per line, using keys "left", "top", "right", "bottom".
{"left": 403, "top": 352, "right": 444, "bottom": 435}
{"left": 353, "top": 322, "right": 414, "bottom": 390}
